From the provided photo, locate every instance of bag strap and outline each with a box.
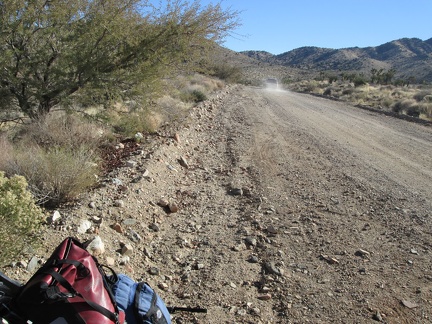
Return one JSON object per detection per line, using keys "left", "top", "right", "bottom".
{"left": 134, "top": 282, "right": 168, "bottom": 324}
{"left": 44, "top": 268, "right": 120, "bottom": 324}
{"left": 52, "top": 259, "right": 90, "bottom": 278}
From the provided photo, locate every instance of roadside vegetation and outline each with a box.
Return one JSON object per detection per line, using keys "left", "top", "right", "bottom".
{"left": 284, "top": 70, "right": 432, "bottom": 120}
{"left": 0, "top": 0, "right": 240, "bottom": 262}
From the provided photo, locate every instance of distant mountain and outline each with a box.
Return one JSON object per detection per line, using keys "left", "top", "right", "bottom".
{"left": 241, "top": 38, "right": 432, "bottom": 82}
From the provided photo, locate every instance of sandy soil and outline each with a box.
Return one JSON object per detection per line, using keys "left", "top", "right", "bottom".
{"left": 3, "top": 85, "right": 432, "bottom": 323}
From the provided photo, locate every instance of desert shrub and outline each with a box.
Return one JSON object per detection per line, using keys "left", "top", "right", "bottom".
{"left": 342, "top": 88, "right": 354, "bottom": 95}
{"left": 413, "top": 90, "right": 432, "bottom": 102}
{"left": 1, "top": 113, "right": 103, "bottom": 206}
{"left": 113, "top": 109, "right": 161, "bottom": 137}
{"left": 406, "top": 105, "right": 421, "bottom": 117}
{"left": 381, "top": 97, "right": 393, "bottom": 108}
{"left": 418, "top": 102, "right": 432, "bottom": 118}
{"left": 0, "top": 171, "right": 43, "bottom": 265}
{"left": 181, "top": 89, "right": 207, "bottom": 103}
{"left": 303, "top": 80, "right": 320, "bottom": 93}
{"left": 392, "top": 99, "right": 417, "bottom": 114}
{"left": 4, "top": 145, "right": 100, "bottom": 206}
{"left": 323, "top": 88, "right": 332, "bottom": 96}
{"left": 353, "top": 75, "right": 367, "bottom": 87}
{"left": 18, "top": 112, "right": 104, "bottom": 150}
{"left": 211, "top": 64, "right": 242, "bottom": 83}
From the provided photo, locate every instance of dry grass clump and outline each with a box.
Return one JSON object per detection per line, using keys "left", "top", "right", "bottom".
{"left": 287, "top": 79, "right": 432, "bottom": 120}
{"left": 157, "top": 95, "right": 191, "bottom": 122}
{"left": 0, "top": 113, "right": 103, "bottom": 206}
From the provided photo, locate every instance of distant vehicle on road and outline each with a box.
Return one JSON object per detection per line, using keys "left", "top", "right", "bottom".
{"left": 265, "top": 78, "right": 279, "bottom": 89}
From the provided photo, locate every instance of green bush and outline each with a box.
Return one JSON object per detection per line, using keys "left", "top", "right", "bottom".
{"left": 0, "top": 172, "right": 43, "bottom": 265}
{"left": 210, "top": 64, "right": 242, "bottom": 83}
{"left": 181, "top": 90, "right": 207, "bottom": 103}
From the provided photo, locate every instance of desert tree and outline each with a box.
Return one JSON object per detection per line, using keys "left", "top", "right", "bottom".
{"left": 0, "top": 0, "right": 240, "bottom": 120}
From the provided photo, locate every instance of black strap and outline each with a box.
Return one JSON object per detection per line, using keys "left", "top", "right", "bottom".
{"left": 51, "top": 259, "right": 90, "bottom": 278}
{"left": 167, "top": 306, "right": 208, "bottom": 313}
{"left": 133, "top": 282, "right": 146, "bottom": 322}
{"left": 134, "top": 282, "right": 168, "bottom": 323}
{"left": 43, "top": 268, "right": 119, "bottom": 323}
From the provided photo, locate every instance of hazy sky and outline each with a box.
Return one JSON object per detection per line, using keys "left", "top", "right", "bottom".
{"left": 199, "top": 0, "right": 432, "bottom": 55}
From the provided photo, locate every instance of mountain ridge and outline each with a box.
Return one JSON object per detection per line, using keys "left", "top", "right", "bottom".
{"left": 240, "top": 37, "right": 432, "bottom": 82}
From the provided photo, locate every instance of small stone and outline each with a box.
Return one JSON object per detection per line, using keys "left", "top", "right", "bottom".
{"left": 106, "top": 257, "right": 115, "bottom": 266}
{"left": 91, "top": 216, "right": 103, "bottom": 224}
{"left": 112, "top": 223, "right": 124, "bottom": 234}
{"left": 245, "top": 237, "right": 257, "bottom": 247}
{"left": 158, "top": 282, "right": 169, "bottom": 290}
{"left": 131, "top": 176, "right": 143, "bottom": 183}
{"left": 78, "top": 220, "right": 92, "bottom": 234}
{"left": 121, "top": 244, "right": 133, "bottom": 256}
{"left": 87, "top": 236, "right": 105, "bottom": 255}
{"left": 248, "top": 255, "right": 259, "bottom": 263}
{"left": 49, "top": 210, "right": 61, "bottom": 223}
{"left": 267, "top": 225, "right": 278, "bottom": 235}
{"left": 17, "top": 260, "right": 28, "bottom": 269}
{"left": 373, "top": 311, "right": 383, "bottom": 322}
{"left": 169, "top": 203, "right": 179, "bottom": 213}
{"left": 125, "top": 160, "right": 137, "bottom": 168}
{"left": 410, "top": 249, "right": 419, "bottom": 255}
{"left": 148, "top": 267, "right": 160, "bottom": 275}
{"left": 27, "top": 256, "right": 39, "bottom": 272}
{"left": 229, "top": 282, "right": 237, "bottom": 288}
{"left": 158, "top": 199, "right": 169, "bottom": 207}
{"left": 135, "top": 132, "right": 144, "bottom": 142}
{"left": 129, "top": 230, "right": 142, "bottom": 242}
{"left": 251, "top": 307, "right": 261, "bottom": 315}
{"left": 355, "top": 249, "right": 370, "bottom": 257}
{"left": 123, "top": 218, "right": 137, "bottom": 226}
{"left": 401, "top": 300, "right": 419, "bottom": 309}
{"left": 88, "top": 201, "right": 96, "bottom": 209}
{"left": 173, "top": 133, "right": 181, "bottom": 143}
{"left": 142, "top": 169, "right": 150, "bottom": 177}
{"left": 263, "top": 262, "right": 282, "bottom": 276}
{"left": 261, "top": 286, "right": 271, "bottom": 293}
{"left": 149, "top": 223, "right": 160, "bottom": 232}
{"left": 237, "top": 309, "right": 247, "bottom": 316}
{"left": 257, "top": 293, "right": 272, "bottom": 301}
{"left": 114, "top": 200, "right": 125, "bottom": 208}
{"left": 233, "top": 243, "right": 246, "bottom": 252}
{"left": 119, "top": 256, "right": 130, "bottom": 265}
{"left": 178, "top": 156, "right": 189, "bottom": 169}
{"left": 112, "top": 178, "right": 123, "bottom": 186}
{"left": 230, "top": 188, "right": 243, "bottom": 196}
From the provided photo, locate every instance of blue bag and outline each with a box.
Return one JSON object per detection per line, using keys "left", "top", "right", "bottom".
{"left": 111, "top": 274, "right": 171, "bottom": 324}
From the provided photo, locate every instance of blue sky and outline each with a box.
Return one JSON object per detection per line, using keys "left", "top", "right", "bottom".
{"left": 199, "top": 0, "right": 432, "bottom": 55}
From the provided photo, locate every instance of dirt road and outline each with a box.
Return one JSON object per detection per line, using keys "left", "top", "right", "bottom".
{"left": 4, "top": 85, "right": 432, "bottom": 323}
{"left": 203, "top": 86, "right": 432, "bottom": 323}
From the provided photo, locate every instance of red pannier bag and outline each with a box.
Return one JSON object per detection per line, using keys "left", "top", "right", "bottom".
{"left": 13, "top": 237, "right": 124, "bottom": 324}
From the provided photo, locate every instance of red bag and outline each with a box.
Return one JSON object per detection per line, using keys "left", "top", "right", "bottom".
{"left": 13, "top": 237, "right": 124, "bottom": 324}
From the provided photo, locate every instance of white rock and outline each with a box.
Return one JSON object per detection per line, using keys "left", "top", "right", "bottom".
{"left": 77, "top": 220, "right": 92, "bottom": 234}
{"left": 87, "top": 236, "right": 105, "bottom": 255}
